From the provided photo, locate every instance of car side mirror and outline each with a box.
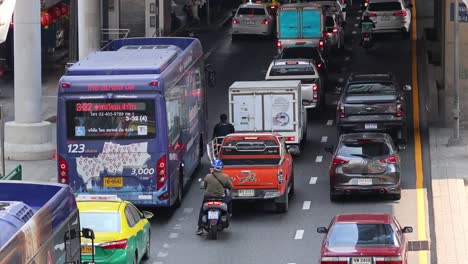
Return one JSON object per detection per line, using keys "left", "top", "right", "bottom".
{"left": 287, "top": 145, "right": 300, "bottom": 155}
{"left": 403, "top": 85, "right": 412, "bottom": 91}
{"left": 142, "top": 211, "right": 154, "bottom": 219}
{"left": 403, "top": 226, "right": 413, "bottom": 233}
{"left": 317, "top": 227, "right": 328, "bottom": 233}
{"left": 325, "top": 145, "right": 334, "bottom": 154}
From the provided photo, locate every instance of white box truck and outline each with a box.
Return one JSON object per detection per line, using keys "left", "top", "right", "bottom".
{"left": 228, "top": 80, "right": 307, "bottom": 154}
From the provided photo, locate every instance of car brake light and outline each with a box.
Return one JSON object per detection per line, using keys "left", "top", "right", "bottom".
{"left": 149, "top": 81, "right": 159, "bottom": 86}
{"left": 233, "top": 19, "right": 240, "bottom": 24}
{"left": 101, "top": 239, "right": 128, "bottom": 250}
{"left": 332, "top": 28, "right": 338, "bottom": 33}
{"left": 320, "top": 257, "right": 348, "bottom": 264}
{"left": 317, "top": 63, "right": 322, "bottom": 68}
{"left": 58, "top": 155, "right": 69, "bottom": 184}
{"left": 380, "top": 156, "right": 397, "bottom": 164}
{"left": 338, "top": 103, "right": 345, "bottom": 118}
{"left": 61, "top": 82, "right": 71, "bottom": 88}
{"left": 375, "top": 256, "right": 403, "bottom": 264}
{"left": 313, "top": 84, "right": 319, "bottom": 100}
{"left": 157, "top": 155, "right": 167, "bottom": 190}
{"left": 332, "top": 157, "right": 349, "bottom": 165}
{"left": 318, "top": 40, "right": 324, "bottom": 49}
{"left": 396, "top": 103, "right": 403, "bottom": 117}
{"left": 270, "top": 6, "right": 276, "bottom": 9}
{"left": 285, "top": 136, "right": 295, "bottom": 142}
{"left": 261, "top": 19, "right": 269, "bottom": 25}
{"left": 363, "top": 33, "right": 370, "bottom": 37}
{"left": 276, "top": 40, "right": 282, "bottom": 48}
{"left": 368, "top": 13, "right": 377, "bottom": 17}
{"left": 394, "top": 10, "right": 407, "bottom": 17}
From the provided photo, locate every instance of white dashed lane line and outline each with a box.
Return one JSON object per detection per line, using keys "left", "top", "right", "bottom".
{"left": 352, "top": 31, "right": 357, "bottom": 34}
{"left": 168, "top": 233, "right": 179, "bottom": 239}
{"left": 183, "top": 208, "right": 193, "bottom": 214}
{"left": 321, "top": 136, "right": 328, "bottom": 143}
{"left": 309, "top": 176, "right": 318, "bottom": 184}
{"left": 327, "top": 120, "right": 334, "bottom": 126}
{"left": 302, "top": 201, "right": 311, "bottom": 210}
{"left": 315, "top": 156, "right": 323, "bottom": 162}
{"left": 157, "top": 252, "right": 168, "bottom": 258}
{"left": 294, "top": 230, "right": 305, "bottom": 240}
{"left": 354, "top": 23, "right": 359, "bottom": 27}
{"left": 338, "top": 77, "right": 344, "bottom": 83}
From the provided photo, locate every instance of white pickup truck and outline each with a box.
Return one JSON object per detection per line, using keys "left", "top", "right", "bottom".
{"left": 228, "top": 80, "right": 307, "bottom": 154}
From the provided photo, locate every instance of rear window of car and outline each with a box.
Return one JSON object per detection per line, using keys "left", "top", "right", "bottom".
{"left": 79, "top": 212, "right": 121, "bottom": 232}
{"left": 328, "top": 223, "right": 399, "bottom": 247}
{"left": 368, "top": 2, "right": 402, "bottom": 11}
{"left": 281, "top": 47, "right": 319, "bottom": 60}
{"left": 238, "top": 7, "right": 267, "bottom": 15}
{"left": 346, "top": 82, "right": 396, "bottom": 95}
{"left": 269, "top": 64, "right": 316, "bottom": 76}
{"left": 338, "top": 139, "right": 391, "bottom": 157}
{"left": 325, "top": 16, "right": 335, "bottom": 27}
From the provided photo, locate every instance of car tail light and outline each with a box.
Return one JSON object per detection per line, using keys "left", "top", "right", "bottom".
{"left": 101, "top": 239, "right": 128, "bottom": 250}
{"left": 261, "top": 19, "right": 269, "bottom": 25}
{"left": 332, "top": 157, "right": 349, "bottom": 165}
{"left": 206, "top": 201, "right": 223, "bottom": 206}
{"left": 338, "top": 103, "right": 345, "bottom": 118}
{"left": 317, "top": 63, "right": 322, "bottom": 68}
{"left": 285, "top": 136, "right": 295, "bottom": 142}
{"left": 313, "top": 84, "right": 319, "bottom": 100}
{"left": 61, "top": 82, "right": 71, "bottom": 88}
{"left": 332, "top": 28, "right": 338, "bottom": 33}
{"left": 394, "top": 10, "right": 407, "bottom": 17}
{"left": 396, "top": 103, "right": 403, "bottom": 117}
{"left": 59, "top": 156, "right": 69, "bottom": 184}
{"left": 276, "top": 40, "right": 282, "bottom": 48}
{"left": 277, "top": 169, "right": 284, "bottom": 184}
{"left": 363, "top": 33, "right": 370, "bottom": 37}
{"left": 375, "top": 256, "right": 403, "bottom": 264}
{"left": 157, "top": 155, "right": 167, "bottom": 190}
{"left": 380, "top": 156, "right": 397, "bottom": 164}
{"left": 368, "top": 13, "right": 377, "bottom": 17}
{"left": 318, "top": 39, "right": 325, "bottom": 49}
{"left": 233, "top": 19, "right": 240, "bottom": 24}
{"left": 320, "top": 257, "right": 348, "bottom": 264}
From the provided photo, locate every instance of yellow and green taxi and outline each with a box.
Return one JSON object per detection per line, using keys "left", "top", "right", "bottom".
{"left": 77, "top": 195, "right": 154, "bottom": 264}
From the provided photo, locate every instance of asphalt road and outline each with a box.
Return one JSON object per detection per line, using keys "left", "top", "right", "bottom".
{"left": 143, "top": 4, "right": 431, "bottom": 264}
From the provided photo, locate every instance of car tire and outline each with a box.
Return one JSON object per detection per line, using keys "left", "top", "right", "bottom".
{"left": 330, "top": 193, "right": 341, "bottom": 202}
{"left": 143, "top": 233, "right": 151, "bottom": 260}
{"left": 275, "top": 192, "right": 289, "bottom": 213}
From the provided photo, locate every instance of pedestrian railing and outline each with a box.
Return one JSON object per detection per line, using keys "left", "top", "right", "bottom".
{"left": 0, "top": 165, "right": 22, "bottom": 181}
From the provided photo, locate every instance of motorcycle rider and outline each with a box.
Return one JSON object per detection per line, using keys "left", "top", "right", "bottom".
{"left": 212, "top": 114, "right": 235, "bottom": 139}
{"left": 359, "top": 13, "right": 375, "bottom": 44}
{"left": 196, "top": 159, "right": 233, "bottom": 235}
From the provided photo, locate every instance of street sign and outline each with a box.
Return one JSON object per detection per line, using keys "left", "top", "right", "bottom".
{"left": 450, "top": 2, "right": 468, "bottom": 22}
{"left": 0, "top": 0, "right": 16, "bottom": 44}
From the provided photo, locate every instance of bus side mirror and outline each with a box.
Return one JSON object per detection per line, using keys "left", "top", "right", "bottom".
{"left": 142, "top": 211, "right": 154, "bottom": 219}
{"left": 82, "top": 228, "right": 95, "bottom": 240}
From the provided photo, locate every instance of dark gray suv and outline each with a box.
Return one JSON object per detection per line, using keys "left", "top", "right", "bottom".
{"left": 336, "top": 73, "right": 412, "bottom": 143}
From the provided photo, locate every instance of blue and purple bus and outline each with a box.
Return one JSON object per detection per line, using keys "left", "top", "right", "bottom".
{"left": 57, "top": 38, "right": 208, "bottom": 207}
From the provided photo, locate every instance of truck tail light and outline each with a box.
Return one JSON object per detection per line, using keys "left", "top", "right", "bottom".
{"left": 285, "top": 136, "right": 295, "bottom": 142}
{"left": 101, "top": 239, "right": 128, "bottom": 250}
{"left": 375, "top": 256, "right": 403, "bottom": 264}
{"left": 277, "top": 169, "right": 284, "bottom": 184}
{"left": 396, "top": 103, "right": 403, "bottom": 117}
{"left": 233, "top": 19, "right": 240, "bottom": 24}
{"left": 393, "top": 10, "right": 407, "bottom": 17}
{"left": 380, "top": 156, "right": 397, "bottom": 164}
{"left": 276, "top": 40, "right": 282, "bottom": 48}
{"left": 59, "top": 155, "right": 69, "bottom": 184}
{"left": 313, "top": 84, "right": 319, "bottom": 100}
{"left": 332, "top": 157, "right": 349, "bottom": 165}
{"left": 320, "top": 257, "right": 348, "bottom": 264}
{"left": 157, "top": 155, "right": 167, "bottom": 190}
{"left": 261, "top": 19, "right": 269, "bottom": 25}
{"left": 338, "top": 103, "right": 345, "bottom": 118}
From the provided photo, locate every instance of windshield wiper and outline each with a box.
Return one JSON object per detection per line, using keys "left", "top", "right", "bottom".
{"left": 350, "top": 153, "right": 372, "bottom": 159}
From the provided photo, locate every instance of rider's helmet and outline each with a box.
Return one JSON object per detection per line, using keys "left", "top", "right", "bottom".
{"left": 212, "top": 159, "right": 224, "bottom": 172}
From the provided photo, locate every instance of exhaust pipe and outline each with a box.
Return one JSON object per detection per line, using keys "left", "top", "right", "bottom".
{"left": 379, "top": 189, "right": 385, "bottom": 194}
{"left": 345, "top": 190, "right": 351, "bottom": 195}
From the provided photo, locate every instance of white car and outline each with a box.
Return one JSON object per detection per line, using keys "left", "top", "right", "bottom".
{"left": 232, "top": 3, "right": 275, "bottom": 38}
{"left": 365, "top": 0, "right": 412, "bottom": 36}
{"left": 265, "top": 59, "right": 324, "bottom": 110}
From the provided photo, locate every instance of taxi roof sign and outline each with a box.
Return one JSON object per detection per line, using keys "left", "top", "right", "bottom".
{"left": 76, "top": 194, "right": 122, "bottom": 202}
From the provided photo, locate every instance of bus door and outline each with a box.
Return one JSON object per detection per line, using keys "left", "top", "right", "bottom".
{"left": 59, "top": 93, "right": 168, "bottom": 204}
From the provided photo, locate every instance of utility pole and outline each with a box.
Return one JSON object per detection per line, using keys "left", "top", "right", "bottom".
{"left": 448, "top": 0, "right": 465, "bottom": 146}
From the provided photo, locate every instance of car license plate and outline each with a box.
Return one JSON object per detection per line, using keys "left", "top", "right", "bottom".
{"left": 81, "top": 246, "right": 93, "bottom": 254}
{"left": 103, "top": 177, "right": 123, "bottom": 188}
{"left": 208, "top": 210, "right": 219, "bottom": 220}
{"left": 381, "top": 16, "right": 391, "bottom": 20}
{"left": 365, "top": 123, "right": 378, "bottom": 129}
{"left": 238, "top": 189, "right": 255, "bottom": 197}
{"left": 357, "top": 178, "right": 373, "bottom": 185}
{"left": 351, "top": 257, "right": 373, "bottom": 264}
{"left": 245, "top": 20, "right": 256, "bottom": 25}
{"left": 364, "top": 37, "right": 370, "bottom": 41}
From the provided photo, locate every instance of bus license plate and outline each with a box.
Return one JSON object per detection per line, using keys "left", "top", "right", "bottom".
{"left": 351, "top": 257, "right": 373, "bottom": 264}
{"left": 238, "top": 189, "right": 255, "bottom": 197}
{"left": 208, "top": 210, "right": 219, "bottom": 220}
{"left": 103, "top": 177, "right": 123, "bottom": 188}
{"left": 81, "top": 246, "right": 93, "bottom": 254}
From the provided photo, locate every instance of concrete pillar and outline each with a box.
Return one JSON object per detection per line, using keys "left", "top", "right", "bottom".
{"left": 4, "top": 0, "right": 54, "bottom": 160}
{"left": 78, "top": 0, "right": 101, "bottom": 59}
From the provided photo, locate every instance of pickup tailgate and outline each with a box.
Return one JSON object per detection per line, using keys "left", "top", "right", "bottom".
{"left": 223, "top": 165, "right": 279, "bottom": 189}
{"left": 344, "top": 94, "right": 397, "bottom": 116}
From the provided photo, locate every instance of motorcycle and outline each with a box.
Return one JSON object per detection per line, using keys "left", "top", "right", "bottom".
{"left": 201, "top": 198, "right": 230, "bottom": 239}
{"left": 361, "top": 32, "right": 373, "bottom": 50}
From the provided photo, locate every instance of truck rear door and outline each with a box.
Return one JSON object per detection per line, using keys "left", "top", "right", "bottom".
{"left": 301, "top": 9, "right": 322, "bottom": 38}
{"left": 278, "top": 9, "right": 299, "bottom": 39}
{"left": 264, "top": 93, "right": 296, "bottom": 132}
{"left": 231, "top": 94, "right": 263, "bottom": 131}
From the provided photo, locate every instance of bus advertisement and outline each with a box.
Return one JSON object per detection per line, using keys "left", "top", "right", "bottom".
{"left": 57, "top": 38, "right": 208, "bottom": 207}
{"left": 0, "top": 181, "right": 82, "bottom": 264}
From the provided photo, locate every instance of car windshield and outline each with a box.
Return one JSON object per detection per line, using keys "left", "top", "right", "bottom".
{"left": 346, "top": 82, "right": 396, "bottom": 95}
{"left": 238, "top": 7, "right": 266, "bottom": 15}
{"left": 270, "top": 65, "right": 316, "bottom": 76}
{"left": 281, "top": 48, "right": 320, "bottom": 60}
{"left": 328, "top": 223, "right": 399, "bottom": 247}
{"left": 368, "top": 2, "right": 402, "bottom": 11}
{"left": 338, "top": 140, "right": 391, "bottom": 157}
{"left": 79, "top": 212, "right": 121, "bottom": 232}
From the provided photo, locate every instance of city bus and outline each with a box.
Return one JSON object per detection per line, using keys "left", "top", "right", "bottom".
{"left": 0, "top": 181, "right": 94, "bottom": 264}
{"left": 57, "top": 37, "right": 208, "bottom": 207}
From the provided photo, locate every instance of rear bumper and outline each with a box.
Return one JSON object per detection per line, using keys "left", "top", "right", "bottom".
{"left": 231, "top": 189, "right": 282, "bottom": 200}
{"left": 337, "top": 120, "right": 405, "bottom": 132}
{"left": 373, "top": 25, "right": 410, "bottom": 33}
{"left": 232, "top": 25, "right": 272, "bottom": 35}
{"left": 331, "top": 183, "right": 401, "bottom": 195}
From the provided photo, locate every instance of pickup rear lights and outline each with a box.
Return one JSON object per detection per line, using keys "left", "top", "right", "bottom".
{"left": 375, "top": 256, "right": 403, "bottom": 264}
{"left": 338, "top": 103, "right": 345, "bottom": 118}
{"left": 320, "top": 257, "right": 347, "bottom": 264}
{"left": 368, "top": 13, "right": 377, "bottom": 17}
{"left": 394, "top": 10, "right": 407, "bottom": 17}
{"left": 285, "top": 136, "right": 295, "bottom": 142}
{"left": 332, "top": 157, "right": 349, "bottom": 165}
{"left": 313, "top": 84, "right": 319, "bottom": 100}
{"left": 396, "top": 103, "right": 403, "bottom": 117}
{"left": 261, "top": 19, "right": 269, "bottom": 25}
{"left": 380, "top": 156, "right": 397, "bottom": 164}
{"left": 233, "top": 19, "right": 240, "bottom": 24}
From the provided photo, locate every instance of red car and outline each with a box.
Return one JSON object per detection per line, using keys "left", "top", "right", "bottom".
{"left": 317, "top": 213, "right": 413, "bottom": 264}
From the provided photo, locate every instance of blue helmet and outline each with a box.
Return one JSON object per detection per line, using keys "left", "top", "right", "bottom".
{"left": 212, "top": 159, "right": 224, "bottom": 172}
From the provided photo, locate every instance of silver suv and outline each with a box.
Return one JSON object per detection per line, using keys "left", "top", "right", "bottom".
{"left": 365, "top": 0, "right": 412, "bottom": 36}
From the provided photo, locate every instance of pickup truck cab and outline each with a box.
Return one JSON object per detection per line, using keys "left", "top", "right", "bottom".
{"left": 207, "top": 133, "right": 297, "bottom": 213}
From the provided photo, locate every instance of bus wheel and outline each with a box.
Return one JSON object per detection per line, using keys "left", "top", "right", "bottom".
{"left": 174, "top": 168, "right": 184, "bottom": 208}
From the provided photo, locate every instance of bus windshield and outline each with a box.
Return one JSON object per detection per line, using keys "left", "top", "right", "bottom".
{"left": 66, "top": 99, "right": 156, "bottom": 140}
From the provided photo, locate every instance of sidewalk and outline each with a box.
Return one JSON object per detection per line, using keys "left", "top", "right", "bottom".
{"left": 429, "top": 127, "right": 468, "bottom": 264}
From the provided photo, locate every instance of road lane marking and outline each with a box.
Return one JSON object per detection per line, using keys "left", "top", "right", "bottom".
{"left": 163, "top": 243, "right": 171, "bottom": 248}
{"left": 327, "top": 119, "right": 333, "bottom": 126}
{"left": 168, "top": 232, "right": 179, "bottom": 239}
{"left": 316, "top": 156, "right": 323, "bottom": 162}
{"left": 354, "top": 23, "right": 358, "bottom": 27}
{"left": 321, "top": 136, "right": 328, "bottom": 143}
{"left": 294, "top": 230, "right": 304, "bottom": 240}
{"left": 352, "top": 31, "right": 357, "bottom": 34}
{"left": 173, "top": 224, "right": 182, "bottom": 230}
{"left": 157, "top": 252, "right": 168, "bottom": 258}
{"left": 154, "top": 262, "right": 164, "bottom": 264}
{"left": 302, "top": 201, "right": 311, "bottom": 210}
{"left": 345, "top": 57, "right": 350, "bottom": 61}
{"left": 338, "top": 77, "right": 344, "bottom": 83}
{"left": 183, "top": 208, "right": 193, "bottom": 214}
{"left": 309, "top": 176, "right": 318, "bottom": 184}
{"left": 410, "top": 1, "right": 428, "bottom": 263}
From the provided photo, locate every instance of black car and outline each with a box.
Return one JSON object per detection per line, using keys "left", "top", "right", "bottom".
{"left": 277, "top": 45, "right": 329, "bottom": 82}
{"left": 336, "top": 73, "right": 412, "bottom": 143}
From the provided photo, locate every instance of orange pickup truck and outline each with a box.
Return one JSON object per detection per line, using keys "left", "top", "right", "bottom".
{"left": 207, "top": 133, "right": 298, "bottom": 213}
